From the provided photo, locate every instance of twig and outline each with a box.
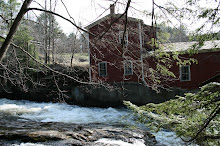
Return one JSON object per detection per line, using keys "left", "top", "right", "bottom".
{"left": 0, "top": 14, "right": 9, "bottom": 25}
{"left": 182, "top": 103, "right": 220, "bottom": 142}
{"left": 27, "top": 8, "right": 95, "bottom": 37}
{"left": 98, "top": 0, "right": 131, "bottom": 40}
{"left": 0, "top": 35, "right": 97, "bottom": 85}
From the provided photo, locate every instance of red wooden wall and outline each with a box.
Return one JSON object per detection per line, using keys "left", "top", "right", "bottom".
{"left": 88, "top": 16, "right": 153, "bottom": 83}
{"left": 144, "top": 51, "right": 220, "bottom": 89}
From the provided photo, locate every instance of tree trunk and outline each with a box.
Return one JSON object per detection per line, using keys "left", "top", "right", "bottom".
{"left": 0, "top": 0, "right": 33, "bottom": 62}
{"left": 44, "top": 0, "right": 48, "bottom": 64}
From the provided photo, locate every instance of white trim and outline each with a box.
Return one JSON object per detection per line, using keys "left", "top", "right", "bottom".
{"left": 124, "top": 60, "right": 133, "bottom": 75}
{"left": 98, "top": 62, "right": 107, "bottom": 77}
{"left": 139, "top": 21, "right": 147, "bottom": 84}
{"left": 87, "top": 32, "right": 91, "bottom": 82}
{"left": 179, "top": 65, "right": 191, "bottom": 81}
{"left": 85, "top": 14, "right": 144, "bottom": 29}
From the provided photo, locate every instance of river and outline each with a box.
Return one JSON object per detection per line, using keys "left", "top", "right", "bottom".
{"left": 0, "top": 98, "right": 187, "bottom": 146}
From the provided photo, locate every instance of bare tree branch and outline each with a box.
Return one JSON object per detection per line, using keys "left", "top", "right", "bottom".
{"left": 0, "top": 14, "right": 9, "bottom": 25}
{"left": 98, "top": 0, "right": 131, "bottom": 40}
{"left": 27, "top": 7, "right": 94, "bottom": 36}
{"left": 0, "top": 35, "right": 96, "bottom": 85}
{"left": 122, "top": 0, "right": 131, "bottom": 48}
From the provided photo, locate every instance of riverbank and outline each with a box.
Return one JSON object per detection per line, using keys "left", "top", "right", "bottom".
{"left": 0, "top": 64, "right": 89, "bottom": 104}
{"left": 0, "top": 64, "right": 194, "bottom": 107}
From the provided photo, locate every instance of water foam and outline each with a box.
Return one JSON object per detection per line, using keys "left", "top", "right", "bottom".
{"left": 0, "top": 98, "right": 128, "bottom": 124}
{"left": 95, "top": 138, "right": 146, "bottom": 146}
{"left": 0, "top": 98, "right": 187, "bottom": 145}
{"left": 12, "top": 143, "right": 47, "bottom": 146}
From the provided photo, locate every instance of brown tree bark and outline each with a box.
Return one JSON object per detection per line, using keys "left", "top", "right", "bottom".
{"left": 0, "top": 0, "right": 33, "bottom": 62}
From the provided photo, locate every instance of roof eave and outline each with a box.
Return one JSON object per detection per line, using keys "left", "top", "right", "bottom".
{"left": 85, "top": 14, "right": 145, "bottom": 30}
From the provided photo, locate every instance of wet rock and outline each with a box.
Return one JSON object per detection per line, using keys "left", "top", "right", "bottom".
{"left": 0, "top": 117, "right": 158, "bottom": 145}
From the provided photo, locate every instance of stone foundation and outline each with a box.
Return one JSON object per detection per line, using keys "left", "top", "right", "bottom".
{"left": 71, "top": 82, "right": 196, "bottom": 107}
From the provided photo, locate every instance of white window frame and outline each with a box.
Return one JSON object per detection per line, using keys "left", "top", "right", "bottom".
{"left": 124, "top": 60, "right": 133, "bottom": 75}
{"left": 119, "top": 31, "right": 128, "bottom": 46}
{"left": 98, "top": 62, "right": 107, "bottom": 77}
{"left": 180, "top": 65, "right": 191, "bottom": 81}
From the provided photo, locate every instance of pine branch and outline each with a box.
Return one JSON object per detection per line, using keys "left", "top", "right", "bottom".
{"left": 182, "top": 103, "right": 220, "bottom": 142}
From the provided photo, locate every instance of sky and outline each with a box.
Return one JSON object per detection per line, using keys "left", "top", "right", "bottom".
{"left": 28, "top": 0, "right": 164, "bottom": 34}
{"left": 26, "top": 0, "right": 219, "bottom": 34}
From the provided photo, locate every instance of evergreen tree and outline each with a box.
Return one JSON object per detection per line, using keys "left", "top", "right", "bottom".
{"left": 34, "top": 12, "right": 62, "bottom": 64}
{"left": 158, "top": 23, "right": 189, "bottom": 43}
{"left": 0, "top": 0, "right": 20, "bottom": 35}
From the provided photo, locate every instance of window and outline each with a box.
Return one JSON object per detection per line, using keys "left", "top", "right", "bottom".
{"left": 119, "top": 31, "right": 128, "bottom": 46}
{"left": 124, "top": 60, "right": 133, "bottom": 75}
{"left": 180, "top": 65, "right": 191, "bottom": 81}
{"left": 98, "top": 62, "right": 107, "bottom": 77}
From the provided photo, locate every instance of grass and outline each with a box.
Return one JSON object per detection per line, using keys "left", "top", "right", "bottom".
{"left": 54, "top": 53, "right": 89, "bottom": 67}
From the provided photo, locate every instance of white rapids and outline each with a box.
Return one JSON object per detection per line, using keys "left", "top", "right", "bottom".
{"left": 0, "top": 98, "right": 128, "bottom": 124}
{"left": 0, "top": 98, "right": 187, "bottom": 146}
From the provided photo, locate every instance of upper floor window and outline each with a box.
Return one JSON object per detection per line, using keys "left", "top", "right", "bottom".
{"left": 124, "top": 60, "right": 133, "bottom": 75}
{"left": 119, "top": 31, "right": 128, "bottom": 46}
{"left": 180, "top": 65, "right": 191, "bottom": 81}
{"left": 98, "top": 62, "right": 107, "bottom": 77}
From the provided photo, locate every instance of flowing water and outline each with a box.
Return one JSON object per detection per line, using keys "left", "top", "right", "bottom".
{"left": 0, "top": 98, "right": 186, "bottom": 146}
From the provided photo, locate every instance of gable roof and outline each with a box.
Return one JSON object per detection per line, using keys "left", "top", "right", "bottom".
{"left": 85, "top": 14, "right": 144, "bottom": 30}
{"left": 161, "top": 40, "right": 220, "bottom": 53}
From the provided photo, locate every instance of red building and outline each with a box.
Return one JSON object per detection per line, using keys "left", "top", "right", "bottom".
{"left": 86, "top": 4, "right": 155, "bottom": 83}
{"left": 86, "top": 4, "right": 220, "bottom": 90}
{"left": 156, "top": 41, "right": 220, "bottom": 89}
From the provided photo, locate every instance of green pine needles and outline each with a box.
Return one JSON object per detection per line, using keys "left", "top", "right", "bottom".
{"left": 124, "top": 82, "right": 220, "bottom": 145}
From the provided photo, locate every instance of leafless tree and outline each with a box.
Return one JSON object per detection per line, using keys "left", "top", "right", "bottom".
{"left": 1, "top": 0, "right": 218, "bottom": 98}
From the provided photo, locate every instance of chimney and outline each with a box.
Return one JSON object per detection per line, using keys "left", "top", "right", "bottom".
{"left": 110, "top": 4, "right": 115, "bottom": 15}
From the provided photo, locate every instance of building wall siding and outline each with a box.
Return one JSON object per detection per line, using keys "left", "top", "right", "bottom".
{"left": 144, "top": 51, "right": 220, "bottom": 89}
{"left": 88, "top": 16, "right": 152, "bottom": 83}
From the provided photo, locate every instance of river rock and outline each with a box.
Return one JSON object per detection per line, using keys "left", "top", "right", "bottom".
{"left": 0, "top": 117, "right": 158, "bottom": 145}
